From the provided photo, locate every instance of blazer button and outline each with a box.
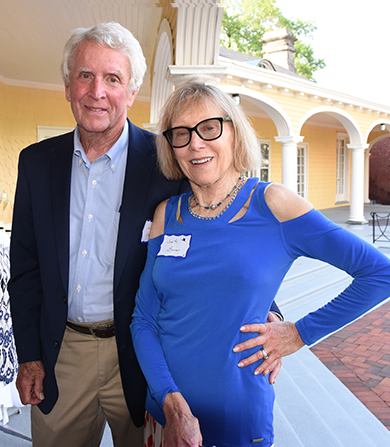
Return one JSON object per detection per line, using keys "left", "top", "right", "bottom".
{"left": 53, "top": 341, "right": 58, "bottom": 348}
{"left": 63, "top": 296, "right": 67, "bottom": 304}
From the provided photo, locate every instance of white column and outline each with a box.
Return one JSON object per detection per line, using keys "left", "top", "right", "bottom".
{"left": 274, "top": 136, "right": 304, "bottom": 193}
{"left": 164, "top": 0, "right": 226, "bottom": 97}
{"left": 347, "top": 144, "right": 369, "bottom": 224}
{"left": 364, "top": 147, "right": 370, "bottom": 203}
{"left": 172, "top": 0, "right": 223, "bottom": 66}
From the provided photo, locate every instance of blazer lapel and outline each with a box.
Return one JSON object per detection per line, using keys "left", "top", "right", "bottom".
{"left": 50, "top": 132, "right": 74, "bottom": 294}
{"left": 114, "top": 120, "right": 154, "bottom": 290}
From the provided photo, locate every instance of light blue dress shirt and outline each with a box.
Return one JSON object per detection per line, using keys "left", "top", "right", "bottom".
{"left": 68, "top": 123, "right": 128, "bottom": 323}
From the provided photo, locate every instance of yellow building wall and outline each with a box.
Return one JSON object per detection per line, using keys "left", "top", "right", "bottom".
{"left": 264, "top": 91, "right": 313, "bottom": 132}
{"left": 0, "top": 82, "right": 150, "bottom": 225}
{"left": 242, "top": 88, "right": 388, "bottom": 210}
{"left": 257, "top": 89, "right": 390, "bottom": 148}
{"left": 1, "top": 80, "right": 387, "bottom": 225}
{"left": 0, "top": 83, "right": 6, "bottom": 224}
{"left": 248, "top": 115, "right": 348, "bottom": 210}
{"left": 368, "top": 130, "right": 383, "bottom": 143}
{"left": 302, "top": 124, "right": 346, "bottom": 209}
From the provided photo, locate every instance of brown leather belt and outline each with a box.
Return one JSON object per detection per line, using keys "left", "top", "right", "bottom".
{"left": 66, "top": 321, "right": 115, "bottom": 338}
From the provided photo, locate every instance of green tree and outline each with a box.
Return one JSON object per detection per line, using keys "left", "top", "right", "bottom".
{"left": 220, "top": 0, "right": 325, "bottom": 80}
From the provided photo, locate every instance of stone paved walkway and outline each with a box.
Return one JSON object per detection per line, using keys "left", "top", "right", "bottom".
{"left": 311, "top": 299, "right": 390, "bottom": 431}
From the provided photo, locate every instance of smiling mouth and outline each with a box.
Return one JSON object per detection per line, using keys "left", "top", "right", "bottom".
{"left": 191, "top": 157, "right": 213, "bottom": 165}
{"left": 86, "top": 106, "right": 105, "bottom": 112}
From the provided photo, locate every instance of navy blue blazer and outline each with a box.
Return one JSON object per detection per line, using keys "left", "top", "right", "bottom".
{"left": 9, "top": 119, "right": 281, "bottom": 427}
{"left": 9, "top": 119, "right": 190, "bottom": 426}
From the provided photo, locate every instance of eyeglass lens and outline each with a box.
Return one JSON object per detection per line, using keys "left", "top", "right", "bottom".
{"left": 167, "top": 118, "right": 223, "bottom": 148}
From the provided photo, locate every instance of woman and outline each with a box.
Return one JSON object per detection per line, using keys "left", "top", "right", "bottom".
{"left": 131, "top": 80, "right": 390, "bottom": 447}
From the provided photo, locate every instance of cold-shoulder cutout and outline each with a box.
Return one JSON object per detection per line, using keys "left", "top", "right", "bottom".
{"left": 176, "top": 197, "right": 184, "bottom": 223}
{"left": 229, "top": 181, "right": 259, "bottom": 223}
{"left": 149, "top": 199, "right": 169, "bottom": 239}
{"left": 265, "top": 183, "right": 313, "bottom": 223}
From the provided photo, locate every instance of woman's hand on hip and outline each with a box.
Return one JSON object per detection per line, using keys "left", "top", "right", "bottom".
{"left": 233, "top": 320, "right": 305, "bottom": 382}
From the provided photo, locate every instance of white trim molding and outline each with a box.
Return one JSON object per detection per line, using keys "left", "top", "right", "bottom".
{"left": 150, "top": 19, "right": 174, "bottom": 124}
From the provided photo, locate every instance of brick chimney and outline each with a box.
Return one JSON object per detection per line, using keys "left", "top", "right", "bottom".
{"left": 260, "top": 28, "right": 297, "bottom": 72}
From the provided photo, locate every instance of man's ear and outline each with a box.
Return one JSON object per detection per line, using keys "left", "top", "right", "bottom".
{"left": 127, "top": 88, "right": 139, "bottom": 109}
{"left": 65, "top": 85, "right": 71, "bottom": 102}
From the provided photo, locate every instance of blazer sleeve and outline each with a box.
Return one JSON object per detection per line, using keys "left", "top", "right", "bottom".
{"left": 8, "top": 150, "right": 43, "bottom": 363}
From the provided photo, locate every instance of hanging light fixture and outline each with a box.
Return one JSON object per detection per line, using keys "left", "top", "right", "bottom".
{"left": 231, "top": 94, "right": 241, "bottom": 105}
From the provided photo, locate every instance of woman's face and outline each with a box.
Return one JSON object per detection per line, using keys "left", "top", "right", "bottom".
{"left": 170, "top": 103, "right": 237, "bottom": 188}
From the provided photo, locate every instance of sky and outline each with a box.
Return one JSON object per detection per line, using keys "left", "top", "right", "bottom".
{"left": 274, "top": 0, "right": 390, "bottom": 107}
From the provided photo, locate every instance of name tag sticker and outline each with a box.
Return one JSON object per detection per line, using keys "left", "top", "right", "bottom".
{"left": 157, "top": 235, "right": 192, "bottom": 258}
{"left": 141, "top": 220, "right": 153, "bottom": 243}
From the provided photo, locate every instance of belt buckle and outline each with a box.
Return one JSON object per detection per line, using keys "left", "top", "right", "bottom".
{"left": 88, "top": 326, "right": 98, "bottom": 337}
{"left": 89, "top": 322, "right": 112, "bottom": 337}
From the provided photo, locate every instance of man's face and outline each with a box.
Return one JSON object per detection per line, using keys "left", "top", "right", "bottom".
{"left": 65, "top": 40, "right": 137, "bottom": 142}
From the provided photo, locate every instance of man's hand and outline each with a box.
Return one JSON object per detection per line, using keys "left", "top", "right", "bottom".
{"left": 233, "top": 319, "right": 305, "bottom": 383}
{"left": 16, "top": 361, "right": 45, "bottom": 405}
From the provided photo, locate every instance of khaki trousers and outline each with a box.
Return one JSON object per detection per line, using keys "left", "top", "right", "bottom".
{"left": 31, "top": 323, "right": 143, "bottom": 447}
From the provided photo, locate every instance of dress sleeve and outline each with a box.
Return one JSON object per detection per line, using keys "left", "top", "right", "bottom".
{"left": 131, "top": 236, "right": 181, "bottom": 410}
{"left": 280, "top": 209, "right": 390, "bottom": 345}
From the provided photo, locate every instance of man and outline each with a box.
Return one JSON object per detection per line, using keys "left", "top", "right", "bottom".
{"left": 9, "top": 22, "right": 282, "bottom": 447}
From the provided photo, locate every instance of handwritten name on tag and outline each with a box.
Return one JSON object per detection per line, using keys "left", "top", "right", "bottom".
{"left": 157, "top": 235, "right": 192, "bottom": 258}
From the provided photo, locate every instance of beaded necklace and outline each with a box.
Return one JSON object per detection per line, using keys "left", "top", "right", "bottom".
{"left": 193, "top": 176, "right": 241, "bottom": 210}
{"left": 188, "top": 175, "right": 246, "bottom": 220}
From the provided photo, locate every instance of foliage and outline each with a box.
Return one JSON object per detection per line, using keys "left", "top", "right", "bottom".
{"left": 220, "top": 0, "right": 325, "bottom": 80}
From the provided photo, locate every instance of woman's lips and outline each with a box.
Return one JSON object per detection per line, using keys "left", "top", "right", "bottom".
{"left": 190, "top": 157, "right": 213, "bottom": 165}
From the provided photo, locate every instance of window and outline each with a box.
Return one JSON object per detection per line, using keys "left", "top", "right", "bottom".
{"left": 247, "top": 140, "right": 270, "bottom": 181}
{"left": 297, "top": 143, "right": 308, "bottom": 198}
{"left": 336, "top": 133, "right": 350, "bottom": 203}
{"left": 37, "top": 126, "right": 74, "bottom": 142}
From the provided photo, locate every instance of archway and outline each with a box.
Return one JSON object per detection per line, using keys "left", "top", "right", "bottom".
{"left": 365, "top": 120, "right": 390, "bottom": 204}
{"left": 298, "top": 107, "right": 366, "bottom": 223}
{"left": 150, "top": 20, "right": 174, "bottom": 126}
{"left": 369, "top": 133, "right": 390, "bottom": 204}
{"left": 217, "top": 85, "right": 299, "bottom": 191}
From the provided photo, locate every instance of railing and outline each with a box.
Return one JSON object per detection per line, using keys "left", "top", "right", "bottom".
{"left": 370, "top": 212, "right": 390, "bottom": 243}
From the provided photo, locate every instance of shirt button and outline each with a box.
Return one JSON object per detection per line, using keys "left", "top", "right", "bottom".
{"left": 76, "top": 284, "right": 82, "bottom": 292}
{"left": 77, "top": 317, "right": 83, "bottom": 323}
{"left": 88, "top": 214, "right": 93, "bottom": 221}
{"left": 82, "top": 249, "right": 87, "bottom": 256}
{"left": 111, "top": 164, "right": 115, "bottom": 170}
{"left": 92, "top": 180, "right": 97, "bottom": 186}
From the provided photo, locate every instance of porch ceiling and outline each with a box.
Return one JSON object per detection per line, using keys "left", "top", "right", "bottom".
{"left": 0, "top": 0, "right": 161, "bottom": 98}
{"left": 2, "top": 0, "right": 390, "bottom": 126}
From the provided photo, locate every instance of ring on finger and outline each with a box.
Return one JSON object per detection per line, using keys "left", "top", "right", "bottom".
{"left": 262, "top": 348, "right": 269, "bottom": 360}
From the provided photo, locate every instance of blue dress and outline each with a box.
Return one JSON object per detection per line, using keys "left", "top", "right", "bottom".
{"left": 131, "top": 178, "right": 390, "bottom": 447}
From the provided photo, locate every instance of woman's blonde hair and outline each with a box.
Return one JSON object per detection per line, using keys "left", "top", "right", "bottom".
{"left": 157, "top": 80, "right": 262, "bottom": 180}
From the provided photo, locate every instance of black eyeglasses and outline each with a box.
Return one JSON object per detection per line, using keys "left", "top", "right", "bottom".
{"left": 163, "top": 116, "right": 232, "bottom": 148}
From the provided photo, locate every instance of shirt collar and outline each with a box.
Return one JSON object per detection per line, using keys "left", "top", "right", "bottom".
{"left": 73, "top": 121, "right": 129, "bottom": 172}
